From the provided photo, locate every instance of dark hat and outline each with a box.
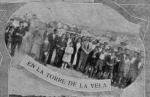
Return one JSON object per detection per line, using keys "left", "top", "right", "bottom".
{"left": 10, "top": 18, "right": 14, "bottom": 21}
{"left": 19, "top": 21, "right": 24, "bottom": 24}
{"left": 53, "top": 28, "right": 57, "bottom": 32}
{"left": 103, "top": 42, "right": 108, "bottom": 45}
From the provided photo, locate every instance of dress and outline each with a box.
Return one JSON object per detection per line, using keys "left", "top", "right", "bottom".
{"left": 67, "top": 38, "right": 72, "bottom": 45}
{"left": 31, "top": 32, "right": 42, "bottom": 59}
{"left": 21, "top": 32, "right": 33, "bottom": 54}
{"left": 63, "top": 46, "right": 74, "bottom": 64}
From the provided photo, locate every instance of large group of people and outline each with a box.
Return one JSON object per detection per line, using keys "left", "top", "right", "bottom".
{"left": 5, "top": 16, "right": 144, "bottom": 88}
{"left": 5, "top": 18, "right": 30, "bottom": 56}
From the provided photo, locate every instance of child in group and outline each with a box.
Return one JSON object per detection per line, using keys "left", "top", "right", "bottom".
{"left": 62, "top": 42, "right": 74, "bottom": 69}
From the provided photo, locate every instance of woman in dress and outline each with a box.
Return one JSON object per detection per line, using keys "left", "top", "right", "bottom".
{"left": 30, "top": 30, "right": 43, "bottom": 60}
{"left": 62, "top": 42, "right": 74, "bottom": 69}
{"left": 21, "top": 31, "right": 33, "bottom": 55}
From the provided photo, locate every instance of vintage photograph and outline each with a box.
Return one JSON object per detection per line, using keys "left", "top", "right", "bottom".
{"left": 2, "top": 2, "right": 145, "bottom": 97}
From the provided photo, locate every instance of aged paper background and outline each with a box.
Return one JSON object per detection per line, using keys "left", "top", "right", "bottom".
{"left": 0, "top": 0, "right": 149, "bottom": 97}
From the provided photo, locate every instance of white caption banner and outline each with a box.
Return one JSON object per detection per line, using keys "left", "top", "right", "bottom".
{"left": 20, "top": 55, "right": 111, "bottom": 92}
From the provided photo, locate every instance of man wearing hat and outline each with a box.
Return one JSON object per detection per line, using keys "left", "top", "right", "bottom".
{"left": 112, "top": 47, "right": 122, "bottom": 85}
{"left": 116, "top": 47, "right": 126, "bottom": 86}
{"left": 47, "top": 29, "right": 59, "bottom": 65}
{"left": 54, "top": 34, "right": 67, "bottom": 67}
{"left": 11, "top": 21, "right": 26, "bottom": 56}
{"left": 5, "top": 18, "right": 14, "bottom": 48}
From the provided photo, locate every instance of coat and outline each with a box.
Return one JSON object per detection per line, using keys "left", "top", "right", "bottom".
{"left": 56, "top": 38, "right": 67, "bottom": 50}
{"left": 48, "top": 33, "right": 58, "bottom": 49}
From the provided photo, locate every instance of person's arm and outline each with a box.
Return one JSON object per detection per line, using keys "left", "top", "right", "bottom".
{"left": 82, "top": 45, "right": 89, "bottom": 54}
{"left": 86, "top": 44, "right": 95, "bottom": 54}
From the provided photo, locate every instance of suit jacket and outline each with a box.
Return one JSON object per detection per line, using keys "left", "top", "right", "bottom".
{"left": 5, "top": 23, "right": 14, "bottom": 33}
{"left": 12, "top": 27, "right": 27, "bottom": 38}
{"left": 104, "top": 54, "right": 111, "bottom": 66}
{"left": 56, "top": 38, "right": 67, "bottom": 50}
{"left": 11, "top": 27, "right": 20, "bottom": 38}
{"left": 48, "top": 33, "right": 58, "bottom": 48}
{"left": 117, "top": 53, "right": 124, "bottom": 72}
{"left": 19, "top": 27, "right": 27, "bottom": 36}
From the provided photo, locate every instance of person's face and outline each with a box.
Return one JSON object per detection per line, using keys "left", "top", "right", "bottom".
{"left": 128, "top": 54, "right": 132, "bottom": 60}
{"left": 78, "top": 38, "right": 81, "bottom": 43}
{"left": 10, "top": 20, "right": 14, "bottom": 23}
{"left": 125, "top": 49, "right": 130, "bottom": 55}
{"left": 109, "top": 49, "right": 112, "bottom": 53}
{"left": 137, "top": 53, "right": 142, "bottom": 59}
{"left": 54, "top": 31, "right": 57, "bottom": 34}
{"left": 103, "top": 44, "right": 106, "bottom": 48}
{"left": 85, "top": 37, "right": 89, "bottom": 41}
{"left": 89, "top": 38, "right": 92, "bottom": 42}
{"left": 53, "top": 29, "right": 57, "bottom": 34}
{"left": 112, "top": 52, "right": 115, "bottom": 56}
{"left": 105, "top": 49, "right": 108, "bottom": 53}
{"left": 96, "top": 47, "right": 100, "bottom": 51}
{"left": 66, "top": 33, "right": 70, "bottom": 38}
{"left": 70, "top": 43, "right": 73, "bottom": 47}
{"left": 20, "top": 22, "right": 24, "bottom": 27}
{"left": 92, "top": 40, "right": 96, "bottom": 44}
{"left": 118, "top": 47, "right": 122, "bottom": 53}
{"left": 114, "top": 52, "right": 117, "bottom": 56}
{"left": 62, "top": 34, "right": 66, "bottom": 39}
{"left": 133, "top": 52, "right": 137, "bottom": 57}
{"left": 70, "top": 34, "right": 74, "bottom": 39}
{"left": 63, "top": 25, "right": 68, "bottom": 30}
{"left": 100, "top": 44, "right": 103, "bottom": 48}
{"left": 121, "top": 49, "right": 125, "bottom": 54}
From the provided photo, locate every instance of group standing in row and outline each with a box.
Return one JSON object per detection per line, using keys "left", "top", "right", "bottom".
{"left": 5, "top": 18, "right": 143, "bottom": 88}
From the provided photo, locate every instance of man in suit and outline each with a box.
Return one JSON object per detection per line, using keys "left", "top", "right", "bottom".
{"left": 11, "top": 21, "right": 26, "bottom": 56}
{"left": 116, "top": 47, "right": 125, "bottom": 86}
{"left": 78, "top": 37, "right": 95, "bottom": 72}
{"left": 47, "top": 29, "right": 58, "bottom": 65}
{"left": 55, "top": 34, "right": 67, "bottom": 67}
{"left": 5, "top": 19, "right": 14, "bottom": 48}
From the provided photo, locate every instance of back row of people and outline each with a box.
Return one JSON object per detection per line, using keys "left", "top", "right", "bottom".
{"left": 40, "top": 26, "right": 143, "bottom": 88}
